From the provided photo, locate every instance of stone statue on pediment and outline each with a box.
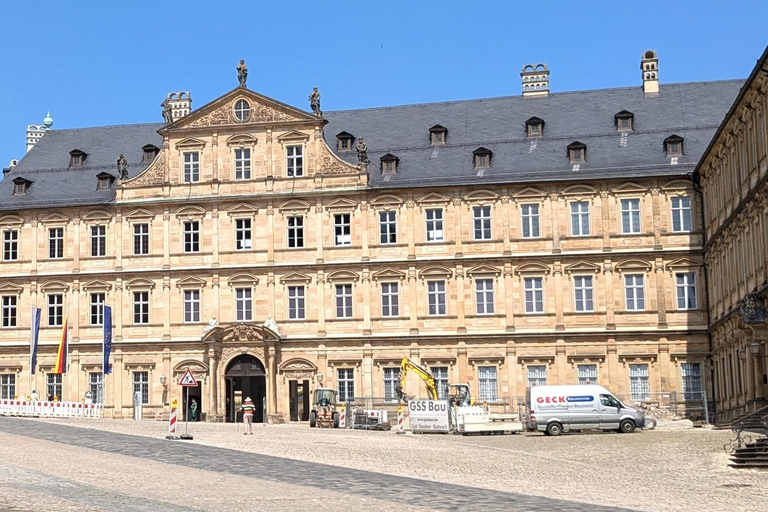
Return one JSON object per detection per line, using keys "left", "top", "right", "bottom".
{"left": 309, "top": 87, "right": 322, "bottom": 117}
{"left": 356, "top": 138, "right": 369, "bottom": 165}
{"left": 237, "top": 60, "right": 248, "bottom": 87}
{"left": 202, "top": 315, "right": 218, "bottom": 337}
{"left": 263, "top": 314, "right": 280, "bottom": 337}
{"left": 117, "top": 154, "right": 128, "bottom": 179}
{"left": 161, "top": 99, "right": 173, "bottom": 125}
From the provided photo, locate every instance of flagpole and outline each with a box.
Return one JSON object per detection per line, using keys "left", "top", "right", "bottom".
{"left": 102, "top": 306, "right": 106, "bottom": 406}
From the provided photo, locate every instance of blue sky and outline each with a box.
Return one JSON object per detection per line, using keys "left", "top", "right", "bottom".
{"left": 1, "top": 0, "right": 767, "bottom": 166}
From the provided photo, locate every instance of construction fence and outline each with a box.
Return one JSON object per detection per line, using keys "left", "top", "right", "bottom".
{"left": 0, "top": 399, "right": 103, "bottom": 419}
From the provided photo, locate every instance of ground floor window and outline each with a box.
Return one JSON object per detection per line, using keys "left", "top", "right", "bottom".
{"left": 383, "top": 367, "right": 400, "bottom": 402}
{"left": 133, "top": 371, "right": 149, "bottom": 405}
{"left": 431, "top": 366, "right": 449, "bottom": 399}
{"left": 681, "top": 363, "right": 702, "bottom": 401}
{"left": 89, "top": 372, "right": 103, "bottom": 404}
{"left": 527, "top": 365, "right": 547, "bottom": 388}
{"left": 0, "top": 374, "right": 15, "bottom": 399}
{"left": 577, "top": 364, "right": 597, "bottom": 385}
{"left": 478, "top": 366, "right": 498, "bottom": 402}
{"left": 47, "top": 374, "right": 62, "bottom": 401}
{"left": 629, "top": 364, "right": 650, "bottom": 402}
{"left": 337, "top": 368, "right": 354, "bottom": 402}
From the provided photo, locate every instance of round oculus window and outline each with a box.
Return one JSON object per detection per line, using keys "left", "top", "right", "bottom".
{"left": 234, "top": 99, "right": 251, "bottom": 122}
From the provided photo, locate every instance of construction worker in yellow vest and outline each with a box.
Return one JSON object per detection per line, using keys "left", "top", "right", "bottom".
{"left": 240, "top": 397, "right": 255, "bottom": 435}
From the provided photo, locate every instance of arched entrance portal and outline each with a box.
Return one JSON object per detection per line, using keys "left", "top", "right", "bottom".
{"left": 225, "top": 355, "right": 266, "bottom": 423}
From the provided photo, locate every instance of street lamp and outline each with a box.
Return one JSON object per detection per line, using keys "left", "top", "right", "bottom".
{"left": 160, "top": 374, "right": 167, "bottom": 387}
{"left": 750, "top": 342, "right": 767, "bottom": 357}
{"left": 160, "top": 374, "right": 168, "bottom": 405}
{"left": 739, "top": 348, "right": 747, "bottom": 362}
{"left": 316, "top": 372, "right": 323, "bottom": 384}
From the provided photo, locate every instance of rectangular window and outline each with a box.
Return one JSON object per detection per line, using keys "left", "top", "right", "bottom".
{"left": 287, "top": 216, "right": 304, "bottom": 248}
{"left": 90, "top": 293, "right": 105, "bottom": 326}
{"left": 133, "top": 371, "right": 149, "bottom": 405}
{"left": 383, "top": 367, "right": 400, "bottom": 402}
{"left": 671, "top": 196, "right": 692, "bottom": 232}
{"left": 577, "top": 364, "right": 598, "bottom": 385}
{"left": 524, "top": 277, "right": 544, "bottom": 314}
{"left": 89, "top": 372, "right": 103, "bottom": 404}
{"left": 425, "top": 208, "right": 444, "bottom": 242}
{"left": 234, "top": 148, "right": 251, "bottom": 180}
{"left": 334, "top": 214, "right": 351, "bottom": 246}
{"left": 475, "top": 279, "right": 494, "bottom": 315}
{"left": 183, "top": 221, "right": 200, "bottom": 253}
{"left": 286, "top": 145, "right": 303, "bottom": 177}
{"left": 0, "top": 374, "right": 15, "bottom": 400}
{"left": 133, "top": 224, "right": 149, "bottom": 255}
{"left": 380, "top": 282, "right": 399, "bottom": 317}
{"left": 681, "top": 363, "right": 702, "bottom": 401}
{"left": 473, "top": 206, "right": 492, "bottom": 240}
{"left": 133, "top": 291, "right": 149, "bottom": 324}
{"left": 235, "top": 288, "right": 253, "bottom": 322}
{"left": 288, "top": 286, "right": 305, "bottom": 320}
{"left": 183, "top": 152, "right": 199, "bottom": 183}
{"left": 47, "top": 374, "right": 62, "bottom": 401}
{"left": 573, "top": 276, "right": 594, "bottom": 312}
{"left": 1, "top": 296, "right": 17, "bottom": 328}
{"left": 47, "top": 294, "right": 63, "bottom": 327}
{"left": 429, "top": 366, "right": 449, "bottom": 400}
{"left": 2, "top": 230, "right": 18, "bottom": 261}
{"left": 624, "top": 274, "right": 645, "bottom": 311}
{"left": 629, "top": 364, "right": 650, "bottom": 401}
{"left": 427, "top": 280, "right": 446, "bottom": 316}
{"left": 183, "top": 290, "right": 200, "bottom": 323}
{"left": 49, "top": 227, "right": 64, "bottom": 259}
{"left": 527, "top": 365, "right": 547, "bottom": 387}
{"left": 478, "top": 366, "right": 498, "bottom": 401}
{"left": 90, "top": 225, "right": 106, "bottom": 257}
{"left": 521, "top": 204, "right": 540, "bottom": 238}
{"left": 620, "top": 198, "right": 641, "bottom": 234}
{"left": 235, "top": 218, "right": 252, "bottom": 250}
{"left": 335, "top": 284, "right": 353, "bottom": 318}
{"left": 379, "top": 211, "right": 397, "bottom": 244}
{"left": 570, "top": 202, "right": 590, "bottom": 236}
{"left": 676, "top": 272, "right": 697, "bottom": 310}
{"left": 337, "top": 368, "right": 354, "bottom": 402}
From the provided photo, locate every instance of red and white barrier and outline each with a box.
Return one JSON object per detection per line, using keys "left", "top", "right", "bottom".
{"left": 397, "top": 405, "right": 405, "bottom": 434}
{"left": 0, "top": 400, "right": 102, "bottom": 419}
{"left": 168, "top": 403, "right": 178, "bottom": 435}
{"left": 339, "top": 405, "right": 346, "bottom": 428}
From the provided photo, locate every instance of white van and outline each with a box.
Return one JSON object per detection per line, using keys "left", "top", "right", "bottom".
{"left": 525, "top": 385, "right": 646, "bottom": 436}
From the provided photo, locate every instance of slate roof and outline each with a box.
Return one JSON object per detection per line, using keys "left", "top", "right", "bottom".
{"left": 0, "top": 123, "right": 162, "bottom": 210}
{"left": 0, "top": 79, "right": 744, "bottom": 211}
{"left": 324, "top": 80, "right": 744, "bottom": 188}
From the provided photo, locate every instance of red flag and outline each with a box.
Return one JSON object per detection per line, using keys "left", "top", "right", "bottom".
{"left": 52, "top": 317, "right": 68, "bottom": 374}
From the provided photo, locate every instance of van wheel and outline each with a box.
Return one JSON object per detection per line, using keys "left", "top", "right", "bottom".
{"left": 546, "top": 422, "right": 563, "bottom": 436}
{"left": 619, "top": 419, "right": 636, "bottom": 433}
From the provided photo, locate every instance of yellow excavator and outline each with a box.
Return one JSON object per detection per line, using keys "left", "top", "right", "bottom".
{"left": 394, "top": 357, "right": 473, "bottom": 407}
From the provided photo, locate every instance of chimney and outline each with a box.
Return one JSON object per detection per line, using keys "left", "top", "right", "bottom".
{"left": 162, "top": 92, "right": 192, "bottom": 123}
{"left": 25, "top": 111, "right": 54, "bottom": 152}
{"left": 641, "top": 50, "right": 659, "bottom": 96}
{"left": 521, "top": 64, "right": 550, "bottom": 97}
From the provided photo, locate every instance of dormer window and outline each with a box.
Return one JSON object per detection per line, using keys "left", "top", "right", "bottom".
{"left": 336, "top": 131, "right": 355, "bottom": 152}
{"left": 429, "top": 125, "right": 448, "bottom": 145}
{"left": 615, "top": 111, "right": 634, "bottom": 131}
{"left": 69, "top": 149, "right": 87, "bottom": 169}
{"left": 473, "top": 147, "right": 492, "bottom": 168}
{"left": 525, "top": 117, "right": 544, "bottom": 137}
{"left": 380, "top": 153, "right": 399, "bottom": 174}
{"left": 567, "top": 141, "right": 586, "bottom": 163}
{"left": 664, "top": 135, "right": 684, "bottom": 156}
{"left": 96, "top": 172, "right": 115, "bottom": 190}
{"left": 142, "top": 144, "right": 159, "bottom": 162}
{"left": 12, "top": 177, "right": 32, "bottom": 196}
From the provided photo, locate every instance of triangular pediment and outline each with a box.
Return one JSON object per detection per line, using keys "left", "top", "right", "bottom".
{"left": 372, "top": 267, "right": 406, "bottom": 280}
{"left": 416, "top": 192, "right": 451, "bottom": 204}
{"left": 167, "top": 88, "right": 318, "bottom": 130}
{"left": 125, "top": 208, "right": 156, "bottom": 220}
{"left": 227, "top": 203, "right": 259, "bottom": 216}
{"left": 82, "top": 279, "right": 112, "bottom": 291}
{"left": 325, "top": 197, "right": 359, "bottom": 211}
{"left": 277, "top": 130, "right": 310, "bottom": 143}
{"left": 40, "top": 212, "right": 70, "bottom": 224}
{"left": 279, "top": 272, "right": 313, "bottom": 284}
{"left": 564, "top": 260, "right": 601, "bottom": 274}
{"left": 175, "top": 276, "right": 207, "bottom": 288}
{"left": 0, "top": 282, "right": 23, "bottom": 294}
{"left": 666, "top": 257, "right": 702, "bottom": 270}
{"left": 174, "top": 137, "right": 206, "bottom": 149}
{"left": 466, "top": 264, "right": 501, "bottom": 276}
{"left": 513, "top": 186, "right": 547, "bottom": 199}
{"left": 611, "top": 182, "right": 647, "bottom": 194}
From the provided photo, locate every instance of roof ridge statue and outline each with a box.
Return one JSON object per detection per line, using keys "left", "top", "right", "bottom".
{"left": 161, "top": 98, "right": 173, "bottom": 125}
{"left": 117, "top": 154, "right": 128, "bottom": 180}
{"left": 356, "top": 137, "right": 369, "bottom": 165}
{"left": 309, "top": 87, "right": 322, "bottom": 117}
{"left": 237, "top": 59, "right": 248, "bottom": 87}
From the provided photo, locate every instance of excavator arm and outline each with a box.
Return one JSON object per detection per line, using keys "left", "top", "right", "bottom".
{"left": 395, "top": 357, "right": 439, "bottom": 402}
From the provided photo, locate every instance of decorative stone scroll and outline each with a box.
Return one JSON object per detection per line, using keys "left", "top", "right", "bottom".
{"left": 128, "top": 151, "right": 166, "bottom": 186}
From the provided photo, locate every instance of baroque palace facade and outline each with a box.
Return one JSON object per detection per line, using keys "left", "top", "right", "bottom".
{"left": 0, "top": 52, "right": 745, "bottom": 422}
{"left": 697, "top": 45, "right": 768, "bottom": 421}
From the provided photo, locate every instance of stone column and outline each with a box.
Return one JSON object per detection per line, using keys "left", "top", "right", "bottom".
{"left": 553, "top": 263, "right": 564, "bottom": 331}
{"left": 501, "top": 195, "right": 512, "bottom": 256}
{"left": 406, "top": 199, "right": 416, "bottom": 260}
{"left": 650, "top": 188, "right": 663, "bottom": 250}
{"left": 115, "top": 210, "right": 123, "bottom": 271}
{"left": 163, "top": 276, "right": 171, "bottom": 340}
{"left": 361, "top": 203, "right": 370, "bottom": 261}
{"left": 549, "top": 193, "right": 561, "bottom": 254}
{"left": 315, "top": 204, "right": 324, "bottom": 264}
{"left": 267, "top": 344, "right": 278, "bottom": 420}
{"left": 600, "top": 190, "right": 611, "bottom": 251}
{"left": 316, "top": 272, "right": 326, "bottom": 337}
{"left": 30, "top": 217, "right": 38, "bottom": 270}
{"left": 361, "top": 270, "right": 372, "bottom": 335}
{"left": 453, "top": 198, "right": 463, "bottom": 258}
{"left": 655, "top": 259, "right": 667, "bottom": 328}
{"left": 212, "top": 207, "right": 219, "bottom": 267}
{"left": 267, "top": 204, "right": 275, "bottom": 264}
{"left": 162, "top": 208, "right": 170, "bottom": 270}
{"left": 113, "top": 279, "right": 121, "bottom": 341}
{"left": 73, "top": 218, "right": 81, "bottom": 272}
{"left": 455, "top": 267, "right": 466, "bottom": 334}
{"left": 408, "top": 269, "right": 419, "bottom": 334}
{"left": 604, "top": 262, "right": 616, "bottom": 330}
{"left": 503, "top": 264, "right": 515, "bottom": 332}
{"left": 206, "top": 342, "right": 219, "bottom": 419}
